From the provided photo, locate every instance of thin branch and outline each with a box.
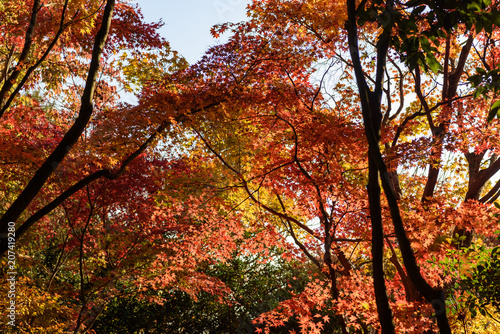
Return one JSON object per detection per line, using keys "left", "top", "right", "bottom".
{"left": 0, "top": 0, "right": 77, "bottom": 117}
{"left": 0, "top": 0, "right": 42, "bottom": 110}
{"left": 276, "top": 195, "right": 322, "bottom": 269}
{"left": 413, "top": 66, "right": 435, "bottom": 130}
{"left": 14, "top": 100, "right": 223, "bottom": 246}
{"left": 197, "top": 128, "right": 320, "bottom": 238}
{"left": 467, "top": 157, "right": 500, "bottom": 200}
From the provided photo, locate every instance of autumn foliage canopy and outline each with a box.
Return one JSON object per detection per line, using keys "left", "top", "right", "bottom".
{"left": 1, "top": 0, "right": 500, "bottom": 333}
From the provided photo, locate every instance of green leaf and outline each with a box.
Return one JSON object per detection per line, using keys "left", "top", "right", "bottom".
{"left": 476, "top": 67, "right": 487, "bottom": 75}
{"left": 485, "top": 19, "right": 494, "bottom": 34}
{"left": 391, "top": 36, "right": 401, "bottom": 49}
{"left": 405, "top": 0, "right": 423, "bottom": 6}
{"left": 420, "top": 36, "right": 431, "bottom": 51}
{"left": 474, "top": 86, "right": 486, "bottom": 98}
{"left": 467, "top": 2, "right": 482, "bottom": 12}
{"left": 487, "top": 11, "right": 500, "bottom": 28}
{"left": 436, "top": 29, "right": 447, "bottom": 38}
{"left": 427, "top": 11, "right": 436, "bottom": 24}
{"left": 488, "top": 100, "right": 500, "bottom": 122}
{"left": 412, "top": 5, "right": 426, "bottom": 16}
{"left": 475, "top": 19, "right": 484, "bottom": 34}
{"left": 425, "top": 53, "right": 442, "bottom": 73}
{"left": 468, "top": 74, "right": 483, "bottom": 87}
{"left": 428, "top": 35, "right": 440, "bottom": 47}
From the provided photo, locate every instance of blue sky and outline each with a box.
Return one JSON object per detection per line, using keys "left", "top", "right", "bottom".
{"left": 137, "top": 0, "right": 249, "bottom": 64}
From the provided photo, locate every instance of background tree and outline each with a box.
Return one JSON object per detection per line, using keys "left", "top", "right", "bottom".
{"left": 91, "top": 246, "right": 321, "bottom": 334}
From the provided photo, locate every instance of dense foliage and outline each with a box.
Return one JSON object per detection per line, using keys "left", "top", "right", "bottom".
{"left": 2, "top": 0, "right": 500, "bottom": 333}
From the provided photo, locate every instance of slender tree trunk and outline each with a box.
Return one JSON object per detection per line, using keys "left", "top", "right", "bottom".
{"left": 346, "top": 1, "right": 395, "bottom": 332}
{"left": 346, "top": 1, "right": 452, "bottom": 332}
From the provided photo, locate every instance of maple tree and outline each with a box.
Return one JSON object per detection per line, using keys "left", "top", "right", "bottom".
{"left": 2, "top": 0, "right": 500, "bottom": 333}
{"left": 0, "top": 0, "right": 260, "bottom": 332}
{"left": 149, "top": 0, "right": 500, "bottom": 332}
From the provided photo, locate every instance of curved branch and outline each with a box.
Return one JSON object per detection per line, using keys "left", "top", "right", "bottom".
{"left": 390, "top": 108, "right": 426, "bottom": 148}
{"left": 480, "top": 177, "right": 500, "bottom": 203}
{"left": 16, "top": 169, "right": 110, "bottom": 239}
{"left": 467, "top": 157, "right": 500, "bottom": 200}
{"left": 13, "top": 96, "right": 223, "bottom": 248}
{"left": 387, "top": 57, "right": 406, "bottom": 123}
{"left": 274, "top": 113, "right": 332, "bottom": 228}
{"left": 16, "top": 117, "right": 166, "bottom": 242}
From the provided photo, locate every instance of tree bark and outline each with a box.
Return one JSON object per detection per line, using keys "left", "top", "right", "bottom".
{"left": 346, "top": 1, "right": 395, "bottom": 332}
{"left": 346, "top": 1, "right": 452, "bottom": 332}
